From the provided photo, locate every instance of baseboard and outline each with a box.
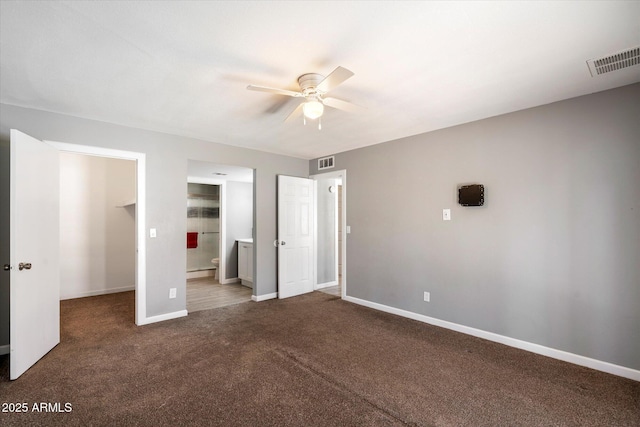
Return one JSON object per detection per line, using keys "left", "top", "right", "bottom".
{"left": 60, "top": 285, "right": 135, "bottom": 300}
{"left": 186, "top": 269, "right": 215, "bottom": 279}
{"left": 137, "top": 310, "right": 188, "bottom": 326}
{"left": 0, "top": 344, "right": 9, "bottom": 355}
{"left": 315, "top": 280, "right": 339, "bottom": 290}
{"left": 252, "top": 292, "right": 278, "bottom": 302}
{"left": 344, "top": 296, "right": 640, "bottom": 382}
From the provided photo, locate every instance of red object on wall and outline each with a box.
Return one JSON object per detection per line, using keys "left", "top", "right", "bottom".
{"left": 187, "top": 232, "right": 198, "bottom": 249}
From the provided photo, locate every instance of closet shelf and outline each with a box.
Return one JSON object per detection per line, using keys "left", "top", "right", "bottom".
{"left": 116, "top": 198, "right": 136, "bottom": 207}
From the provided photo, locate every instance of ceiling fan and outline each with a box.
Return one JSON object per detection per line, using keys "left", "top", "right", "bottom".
{"left": 247, "top": 66, "right": 360, "bottom": 129}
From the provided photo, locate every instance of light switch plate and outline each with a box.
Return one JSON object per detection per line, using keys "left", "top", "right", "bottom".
{"left": 150, "top": 228, "right": 157, "bottom": 238}
{"left": 346, "top": 225, "right": 351, "bottom": 234}
{"left": 443, "top": 209, "right": 451, "bottom": 221}
{"left": 169, "top": 288, "right": 176, "bottom": 299}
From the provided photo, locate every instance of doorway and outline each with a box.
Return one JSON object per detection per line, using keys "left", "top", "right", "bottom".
{"left": 49, "top": 141, "right": 147, "bottom": 324}
{"left": 6, "top": 132, "right": 147, "bottom": 379}
{"left": 59, "top": 152, "right": 136, "bottom": 303}
{"left": 312, "top": 170, "right": 347, "bottom": 299}
{"left": 186, "top": 160, "right": 254, "bottom": 312}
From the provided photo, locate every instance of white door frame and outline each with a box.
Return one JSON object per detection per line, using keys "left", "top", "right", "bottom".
{"left": 186, "top": 177, "right": 226, "bottom": 284}
{"left": 48, "top": 141, "right": 147, "bottom": 325}
{"left": 310, "top": 169, "right": 347, "bottom": 299}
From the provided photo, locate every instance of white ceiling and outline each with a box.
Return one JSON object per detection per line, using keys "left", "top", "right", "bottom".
{"left": 1, "top": 1, "right": 639, "bottom": 160}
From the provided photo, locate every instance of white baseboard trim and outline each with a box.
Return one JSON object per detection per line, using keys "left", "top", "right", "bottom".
{"left": 252, "top": 292, "right": 278, "bottom": 302}
{"left": 186, "top": 269, "right": 215, "bottom": 279}
{"left": 315, "top": 280, "right": 339, "bottom": 290}
{"left": 137, "top": 310, "right": 188, "bottom": 326}
{"left": 344, "top": 295, "right": 640, "bottom": 381}
{"left": 0, "top": 344, "right": 9, "bottom": 355}
{"left": 60, "top": 285, "right": 135, "bottom": 301}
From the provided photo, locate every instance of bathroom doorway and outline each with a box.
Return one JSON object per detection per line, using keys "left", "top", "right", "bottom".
{"left": 186, "top": 160, "right": 255, "bottom": 312}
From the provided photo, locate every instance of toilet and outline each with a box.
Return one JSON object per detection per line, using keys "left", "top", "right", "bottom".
{"left": 211, "top": 258, "right": 219, "bottom": 281}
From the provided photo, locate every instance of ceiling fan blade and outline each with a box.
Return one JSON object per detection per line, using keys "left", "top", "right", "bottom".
{"left": 316, "top": 66, "right": 354, "bottom": 93}
{"left": 247, "top": 85, "right": 302, "bottom": 97}
{"left": 284, "top": 103, "right": 304, "bottom": 122}
{"left": 264, "top": 96, "right": 296, "bottom": 114}
{"left": 322, "top": 97, "right": 363, "bottom": 113}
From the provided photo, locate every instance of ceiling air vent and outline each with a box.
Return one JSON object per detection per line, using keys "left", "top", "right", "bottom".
{"left": 587, "top": 47, "right": 640, "bottom": 77}
{"left": 318, "top": 156, "right": 335, "bottom": 170}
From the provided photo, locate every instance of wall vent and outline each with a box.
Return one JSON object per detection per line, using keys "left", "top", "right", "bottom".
{"left": 587, "top": 47, "right": 640, "bottom": 77}
{"left": 318, "top": 156, "right": 335, "bottom": 170}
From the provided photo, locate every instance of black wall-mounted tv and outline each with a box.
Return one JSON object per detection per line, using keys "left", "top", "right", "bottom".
{"left": 458, "top": 184, "right": 484, "bottom": 207}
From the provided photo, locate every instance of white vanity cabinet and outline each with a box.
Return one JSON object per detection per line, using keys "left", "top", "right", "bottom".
{"left": 237, "top": 239, "right": 253, "bottom": 287}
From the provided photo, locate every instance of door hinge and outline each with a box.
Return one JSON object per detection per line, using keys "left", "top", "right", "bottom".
{"left": 3, "top": 264, "right": 12, "bottom": 271}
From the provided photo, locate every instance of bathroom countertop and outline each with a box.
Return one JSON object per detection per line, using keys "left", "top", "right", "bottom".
{"left": 237, "top": 238, "right": 253, "bottom": 243}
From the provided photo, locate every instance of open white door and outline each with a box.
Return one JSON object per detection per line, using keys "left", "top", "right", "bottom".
{"left": 277, "top": 175, "right": 315, "bottom": 299}
{"left": 9, "top": 130, "right": 60, "bottom": 380}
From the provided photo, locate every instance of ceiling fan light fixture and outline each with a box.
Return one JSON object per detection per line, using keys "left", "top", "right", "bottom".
{"left": 302, "top": 100, "right": 324, "bottom": 119}
{"left": 247, "top": 66, "right": 357, "bottom": 127}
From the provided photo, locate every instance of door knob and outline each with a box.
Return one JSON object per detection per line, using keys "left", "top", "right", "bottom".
{"left": 18, "top": 263, "right": 32, "bottom": 271}
{"left": 3, "top": 264, "right": 11, "bottom": 271}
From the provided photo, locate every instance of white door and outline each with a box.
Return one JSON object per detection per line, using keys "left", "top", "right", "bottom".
{"left": 277, "top": 175, "right": 315, "bottom": 299}
{"left": 9, "top": 130, "right": 60, "bottom": 380}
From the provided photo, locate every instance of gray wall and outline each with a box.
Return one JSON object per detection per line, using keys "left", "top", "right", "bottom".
{"left": 0, "top": 103, "right": 308, "bottom": 325}
{"left": 225, "top": 181, "right": 253, "bottom": 279}
{"left": 310, "top": 83, "right": 640, "bottom": 370}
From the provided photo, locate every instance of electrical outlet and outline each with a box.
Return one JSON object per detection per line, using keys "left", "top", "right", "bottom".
{"left": 442, "top": 209, "right": 451, "bottom": 221}
{"left": 169, "top": 288, "right": 176, "bottom": 299}
{"left": 423, "top": 291, "right": 430, "bottom": 302}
